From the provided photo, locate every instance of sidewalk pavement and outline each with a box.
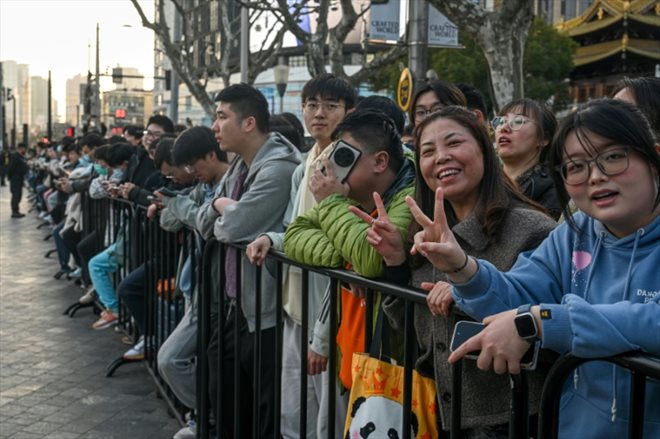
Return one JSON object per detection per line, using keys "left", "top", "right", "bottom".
{"left": 0, "top": 186, "right": 180, "bottom": 439}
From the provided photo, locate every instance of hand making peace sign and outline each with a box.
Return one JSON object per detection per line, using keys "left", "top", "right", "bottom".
{"left": 348, "top": 192, "right": 406, "bottom": 266}
{"left": 405, "top": 188, "right": 477, "bottom": 281}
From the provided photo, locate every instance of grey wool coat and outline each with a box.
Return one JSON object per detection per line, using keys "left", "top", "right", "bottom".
{"left": 383, "top": 206, "right": 557, "bottom": 431}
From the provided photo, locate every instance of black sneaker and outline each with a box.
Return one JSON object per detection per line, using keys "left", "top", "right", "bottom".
{"left": 11, "top": 212, "right": 25, "bottom": 218}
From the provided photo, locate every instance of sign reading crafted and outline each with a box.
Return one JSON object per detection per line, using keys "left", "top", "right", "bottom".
{"left": 369, "top": 0, "right": 460, "bottom": 48}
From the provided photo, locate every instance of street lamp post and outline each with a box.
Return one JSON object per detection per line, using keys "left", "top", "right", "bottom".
{"left": 273, "top": 57, "right": 290, "bottom": 114}
{"left": 7, "top": 89, "right": 16, "bottom": 148}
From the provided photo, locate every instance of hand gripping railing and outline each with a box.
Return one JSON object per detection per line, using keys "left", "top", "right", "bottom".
{"left": 196, "top": 238, "right": 429, "bottom": 439}
{"left": 195, "top": 238, "right": 539, "bottom": 439}
{"left": 538, "top": 352, "right": 660, "bottom": 439}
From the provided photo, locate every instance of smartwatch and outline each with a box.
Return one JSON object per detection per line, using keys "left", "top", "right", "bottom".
{"left": 514, "top": 304, "right": 538, "bottom": 341}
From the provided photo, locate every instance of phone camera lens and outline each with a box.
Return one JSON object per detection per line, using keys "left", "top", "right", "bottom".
{"left": 334, "top": 147, "right": 355, "bottom": 167}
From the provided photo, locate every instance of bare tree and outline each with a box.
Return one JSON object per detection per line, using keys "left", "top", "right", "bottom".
{"left": 427, "top": 0, "right": 534, "bottom": 110}
{"left": 131, "top": 0, "right": 288, "bottom": 119}
{"left": 251, "top": 0, "right": 407, "bottom": 87}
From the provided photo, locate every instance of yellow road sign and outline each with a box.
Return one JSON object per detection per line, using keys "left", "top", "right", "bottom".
{"left": 397, "top": 68, "right": 413, "bottom": 112}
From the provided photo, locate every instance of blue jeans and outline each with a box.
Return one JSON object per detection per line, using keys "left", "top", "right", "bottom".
{"left": 89, "top": 244, "right": 119, "bottom": 312}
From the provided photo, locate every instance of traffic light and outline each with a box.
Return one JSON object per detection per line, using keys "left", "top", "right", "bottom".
{"left": 115, "top": 108, "right": 126, "bottom": 119}
{"left": 66, "top": 126, "right": 75, "bottom": 137}
{"left": 112, "top": 67, "right": 123, "bottom": 84}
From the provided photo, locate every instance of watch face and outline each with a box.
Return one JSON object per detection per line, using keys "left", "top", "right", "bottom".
{"left": 515, "top": 313, "right": 537, "bottom": 339}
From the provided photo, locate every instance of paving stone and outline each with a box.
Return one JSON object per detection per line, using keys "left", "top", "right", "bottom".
{"left": 7, "top": 412, "right": 42, "bottom": 426}
{"left": 21, "top": 421, "right": 61, "bottom": 435}
{"left": 0, "top": 189, "right": 180, "bottom": 439}
{"left": 7, "top": 433, "right": 44, "bottom": 439}
{"left": 42, "top": 433, "right": 81, "bottom": 439}
{"left": 0, "top": 423, "right": 22, "bottom": 436}
{"left": 25, "top": 403, "right": 60, "bottom": 416}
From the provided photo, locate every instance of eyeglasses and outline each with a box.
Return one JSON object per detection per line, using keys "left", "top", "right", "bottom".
{"left": 183, "top": 165, "right": 195, "bottom": 174}
{"left": 557, "top": 148, "right": 630, "bottom": 185}
{"left": 413, "top": 104, "right": 444, "bottom": 121}
{"left": 143, "top": 130, "right": 164, "bottom": 138}
{"left": 490, "top": 115, "right": 536, "bottom": 132}
{"left": 303, "top": 101, "right": 345, "bottom": 114}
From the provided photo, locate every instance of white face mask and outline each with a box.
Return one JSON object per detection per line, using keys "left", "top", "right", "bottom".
{"left": 112, "top": 167, "right": 125, "bottom": 178}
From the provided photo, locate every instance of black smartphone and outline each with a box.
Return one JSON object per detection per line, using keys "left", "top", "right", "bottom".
{"left": 450, "top": 321, "right": 484, "bottom": 360}
{"left": 450, "top": 320, "right": 540, "bottom": 370}
{"left": 155, "top": 187, "right": 177, "bottom": 197}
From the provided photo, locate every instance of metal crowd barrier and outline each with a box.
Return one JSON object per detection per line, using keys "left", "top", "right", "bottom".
{"left": 538, "top": 352, "right": 660, "bottom": 439}
{"left": 81, "top": 194, "right": 660, "bottom": 439}
{"left": 76, "top": 194, "right": 195, "bottom": 425}
{"left": 195, "top": 240, "right": 535, "bottom": 439}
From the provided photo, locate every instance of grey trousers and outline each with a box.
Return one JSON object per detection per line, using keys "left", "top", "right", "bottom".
{"left": 158, "top": 302, "right": 197, "bottom": 409}
{"left": 280, "top": 315, "right": 348, "bottom": 439}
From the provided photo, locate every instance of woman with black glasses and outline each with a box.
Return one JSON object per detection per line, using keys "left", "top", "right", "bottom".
{"left": 492, "top": 98, "right": 563, "bottom": 219}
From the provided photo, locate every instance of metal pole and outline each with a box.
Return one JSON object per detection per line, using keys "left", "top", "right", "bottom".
{"left": 240, "top": 4, "right": 249, "bottom": 83}
{"left": 94, "top": 23, "right": 101, "bottom": 120}
{"left": 0, "top": 63, "right": 4, "bottom": 150}
{"left": 12, "top": 95, "right": 16, "bottom": 148}
{"left": 47, "top": 70, "right": 52, "bottom": 142}
{"left": 169, "top": 8, "right": 181, "bottom": 122}
{"left": 408, "top": 0, "right": 429, "bottom": 87}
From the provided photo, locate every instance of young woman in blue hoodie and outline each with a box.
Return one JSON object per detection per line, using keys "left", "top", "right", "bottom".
{"left": 405, "top": 99, "right": 660, "bottom": 438}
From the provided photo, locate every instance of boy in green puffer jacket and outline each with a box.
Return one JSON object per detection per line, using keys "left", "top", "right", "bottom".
{"left": 284, "top": 109, "right": 416, "bottom": 432}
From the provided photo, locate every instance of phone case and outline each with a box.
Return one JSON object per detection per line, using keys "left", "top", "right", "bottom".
{"left": 328, "top": 140, "right": 362, "bottom": 183}
{"left": 450, "top": 321, "right": 485, "bottom": 359}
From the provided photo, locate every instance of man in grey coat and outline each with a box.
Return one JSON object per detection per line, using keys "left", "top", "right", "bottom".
{"left": 196, "top": 84, "right": 300, "bottom": 438}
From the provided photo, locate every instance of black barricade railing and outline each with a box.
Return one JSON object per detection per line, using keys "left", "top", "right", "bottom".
{"left": 78, "top": 194, "right": 195, "bottom": 425}
{"left": 76, "top": 195, "right": 660, "bottom": 438}
{"left": 140, "top": 203, "right": 194, "bottom": 424}
{"left": 197, "top": 240, "right": 657, "bottom": 439}
{"left": 197, "top": 239, "right": 536, "bottom": 439}
{"left": 538, "top": 352, "right": 660, "bottom": 439}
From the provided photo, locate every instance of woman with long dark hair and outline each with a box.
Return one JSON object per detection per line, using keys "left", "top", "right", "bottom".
{"left": 351, "top": 106, "right": 556, "bottom": 437}
{"left": 414, "top": 99, "right": 660, "bottom": 438}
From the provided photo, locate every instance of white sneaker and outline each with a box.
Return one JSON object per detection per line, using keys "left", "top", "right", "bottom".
{"left": 173, "top": 420, "right": 196, "bottom": 439}
{"left": 79, "top": 287, "right": 97, "bottom": 304}
{"left": 123, "top": 336, "right": 145, "bottom": 360}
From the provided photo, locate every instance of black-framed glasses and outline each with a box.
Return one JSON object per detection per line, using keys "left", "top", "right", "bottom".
{"left": 557, "top": 148, "right": 630, "bottom": 185}
{"left": 491, "top": 115, "right": 536, "bottom": 132}
{"left": 413, "top": 104, "right": 444, "bottom": 121}
{"left": 143, "top": 130, "right": 164, "bottom": 138}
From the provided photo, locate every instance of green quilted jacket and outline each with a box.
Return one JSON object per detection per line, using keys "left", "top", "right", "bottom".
{"left": 284, "top": 186, "right": 414, "bottom": 277}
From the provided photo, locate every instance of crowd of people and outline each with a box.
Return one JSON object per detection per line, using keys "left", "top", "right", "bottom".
{"left": 7, "top": 74, "right": 659, "bottom": 439}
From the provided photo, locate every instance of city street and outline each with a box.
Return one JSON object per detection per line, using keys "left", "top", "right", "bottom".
{"left": 0, "top": 186, "right": 179, "bottom": 439}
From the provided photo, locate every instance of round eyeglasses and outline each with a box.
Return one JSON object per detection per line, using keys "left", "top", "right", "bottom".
{"left": 413, "top": 104, "right": 444, "bottom": 122}
{"left": 491, "top": 115, "right": 536, "bottom": 132}
{"left": 557, "top": 148, "right": 630, "bottom": 185}
{"left": 302, "top": 101, "right": 345, "bottom": 114}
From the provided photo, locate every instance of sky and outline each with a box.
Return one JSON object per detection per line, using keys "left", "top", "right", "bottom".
{"left": 0, "top": 0, "right": 156, "bottom": 118}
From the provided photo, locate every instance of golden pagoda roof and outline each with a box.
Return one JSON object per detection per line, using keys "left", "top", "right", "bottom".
{"left": 556, "top": 0, "right": 660, "bottom": 35}
{"left": 573, "top": 37, "right": 660, "bottom": 66}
